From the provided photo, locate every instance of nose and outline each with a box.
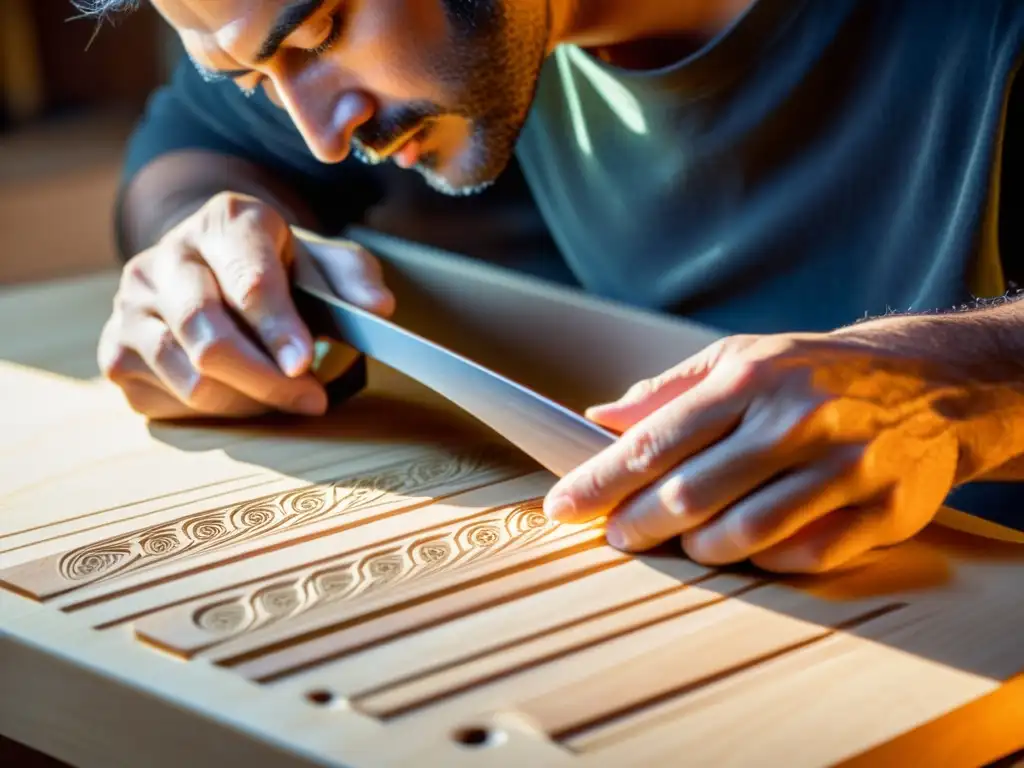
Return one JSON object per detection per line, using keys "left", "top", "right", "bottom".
{"left": 268, "top": 73, "right": 375, "bottom": 164}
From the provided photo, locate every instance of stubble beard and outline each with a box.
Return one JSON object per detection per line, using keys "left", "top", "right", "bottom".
{"left": 351, "top": 0, "right": 550, "bottom": 196}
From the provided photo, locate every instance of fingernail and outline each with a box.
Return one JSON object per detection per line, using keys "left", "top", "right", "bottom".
{"left": 354, "top": 283, "right": 385, "bottom": 306}
{"left": 544, "top": 493, "right": 576, "bottom": 522}
{"left": 606, "top": 524, "right": 635, "bottom": 550}
{"left": 278, "top": 342, "right": 308, "bottom": 378}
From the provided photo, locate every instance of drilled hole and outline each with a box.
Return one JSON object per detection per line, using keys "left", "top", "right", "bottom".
{"left": 306, "top": 689, "right": 335, "bottom": 706}
{"left": 453, "top": 726, "right": 503, "bottom": 748}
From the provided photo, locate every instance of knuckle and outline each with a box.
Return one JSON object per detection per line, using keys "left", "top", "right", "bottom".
{"left": 99, "top": 345, "right": 134, "bottom": 383}
{"left": 119, "top": 256, "right": 151, "bottom": 292}
{"left": 151, "top": 329, "right": 181, "bottom": 370}
{"left": 658, "top": 474, "right": 697, "bottom": 518}
{"left": 226, "top": 265, "right": 273, "bottom": 312}
{"left": 243, "top": 200, "right": 286, "bottom": 233}
{"left": 207, "top": 190, "right": 245, "bottom": 215}
{"left": 623, "top": 376, "right": 658, "bottom": 403}
{"left": 722, "top": 356, "right": 764, "bottom": 393}
{"left": 172, "top": 299, "right": 220, "bottom": 341}
{"left": 180, "top": 375, "right": 212, "bottom": 408}
{"left": 622, "top": 426, "right": 665, "bottom": 474}
{"left": 190, "top": 335, "right": 234, "bottom": 373}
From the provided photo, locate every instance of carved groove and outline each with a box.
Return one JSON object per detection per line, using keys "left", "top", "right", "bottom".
{"left": 55, "top": 445, "right": 524, "bottom": 589}
{"left": 350, "top": 578, "right": 713, "bottom": 703}
{"left": 189, "top": 500, "right": 554, "bottom": 638}
{"left": 214, "top": 534, "right": 611, "bottom": 669}
{"left": 556, "top": 602, "right": 909, "bottom": 747}
{"left": 251, "top": 549, "right": 629, "bottom": 684}
{"left": 356, "top": 578, "right": 763, "bottom": 720}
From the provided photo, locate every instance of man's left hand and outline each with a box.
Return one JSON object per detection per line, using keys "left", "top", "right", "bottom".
{"left": 544, "top": 332, "right": 971, "bottom": 573}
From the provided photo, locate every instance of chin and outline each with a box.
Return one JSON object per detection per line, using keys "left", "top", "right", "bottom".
{"left": 410, "top": 120, "right": 520, "bottom": 196}
{"left": 412, "top": 155, "right": 498, "bottom": 197}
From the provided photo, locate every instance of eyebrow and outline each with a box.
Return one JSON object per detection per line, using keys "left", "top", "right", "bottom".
{"left": 189, "top": 0, "right": 328, "bottom": 82}
{"left": 256, "top": 0, "right": 328, "bottom": 62}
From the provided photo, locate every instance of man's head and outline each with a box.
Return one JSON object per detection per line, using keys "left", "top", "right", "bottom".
{"left": 78, "top": 0, "right": 558, "bottom": 195}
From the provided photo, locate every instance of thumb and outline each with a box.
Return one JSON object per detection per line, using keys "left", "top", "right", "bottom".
{"left": 585, "top": 340, "right": 728, "bottom": 431}
{"left": 292, "top": 232, "right": 396, "bottom": 318}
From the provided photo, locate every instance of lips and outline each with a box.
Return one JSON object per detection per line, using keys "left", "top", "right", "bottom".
{"left": 394, "top": 135, "right": 423, "bottom": 168}
{"left": 387, "top": 121, "right": 432, "bottom": 168}
{"left": 351, "top": 119, "right": 433, "bottom": 168}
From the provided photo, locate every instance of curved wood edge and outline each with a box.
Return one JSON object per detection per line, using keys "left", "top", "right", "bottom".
{"left": 836, "top": 672, "right": 1024, "bottom": 768}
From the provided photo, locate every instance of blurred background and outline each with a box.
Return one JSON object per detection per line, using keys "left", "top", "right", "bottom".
{"left": 0, "top": 0, "right": 178, "bottom": 285}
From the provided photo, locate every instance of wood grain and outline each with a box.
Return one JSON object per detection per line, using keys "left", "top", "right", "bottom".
{"left": 2, "top": 269, "right": 1024, "bottom": 768}
{"left": 1, "top": 442, "right": 530, "bottom": 601}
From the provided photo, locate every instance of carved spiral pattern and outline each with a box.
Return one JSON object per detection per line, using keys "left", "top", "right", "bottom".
{"left": 257, "top": 584, "right": 302, "bottom": 618}
{"left": 195, "top": 600, "right": 253, "bottom": 634}
{"left": 140, "top": 531, "right": 180, "bottom": 556}
{"left": 57, "top": 445, "right": 513, "bottom": 589}
{"left": 187, "top": 494, "right": 570, "bottom": 635}
{"left": 506, "top": 502, "right": 550, "bottom": 536}
{"left": 183, "top": 516, "right": 229, "bottom": 542}
{"left": 311, "top": 567, "right": 355, "bottom": 597}
{"left": 407, "top": 456, "right": 457, "bottom": 488}
{"left": 61, "top": 547, "right": 134, "bottom": 581}
{"left": 467, "top": 525, "right": 501, "bottom": 547}
{"left": 282, "top": 487, "right": 329, "bottom": 522}
{"left": 416, "top": 542, "right": 452, "bottom": 564}
{"left": 365, "top": 553, "right": 404, "bottom": 582}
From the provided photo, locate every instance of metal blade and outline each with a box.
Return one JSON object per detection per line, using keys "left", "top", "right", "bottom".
{"left": 292, "top": 280, "right": 616, "bottom": 478}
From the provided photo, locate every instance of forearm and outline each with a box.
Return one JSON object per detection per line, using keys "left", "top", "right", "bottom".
{"left": 834, "top": 296, "right": 1024, "bottom": 482}
{"left": 117, "top": 150, "right": 320, "bottom": 258}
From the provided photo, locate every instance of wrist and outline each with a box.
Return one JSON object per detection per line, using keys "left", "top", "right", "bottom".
{"left": 117, "top": 151, "right": 317, "bottom": 258}
{"left": 831, "top": 306, "right": 1024, "bottom": 483}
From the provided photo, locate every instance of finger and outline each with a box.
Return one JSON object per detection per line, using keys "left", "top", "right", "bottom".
{"left": 544, "top": 369, "right": 752, "bottom": 524}
{"left": 677, "top": 446, "right": 874, "bottom": 564}
{"left": 119, "top": 377, "right": 201, "bottom": 420}
{"left": 601, "top": 398, "right": 844, "bottom": 552}
{"left": 746, "top": 502, "right": 892, "bottom": 574}
{"left": 121, "top": 377, "right": 268, "bottom": 421}
{"left": 298, "top": 235, "right": 396, "bottom": 317}
{"left": 153, "top": 253, "right": 327, "bottom": 415}
{"left": 585, "top": 371, "right": 707, "bottom": 433}
{"left": 120, "top": 314, "right": 268, "bottom": 416}
{"left": 98, "top": 316, "right": 151, "bottom": 385}
{"left": 198, "top": 202, "right": 317, "bottom": 376}
{"left": 583, "top": 339, "right": 737, "bottom": 431}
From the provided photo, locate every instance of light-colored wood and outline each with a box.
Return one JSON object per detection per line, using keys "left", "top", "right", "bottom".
{"left": 2, "top": 270, "right": 1024, "bottom": 768}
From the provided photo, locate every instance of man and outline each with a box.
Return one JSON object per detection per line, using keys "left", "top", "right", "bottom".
{"left": 78, "top": 0, "right": 1024, "bottom": 573}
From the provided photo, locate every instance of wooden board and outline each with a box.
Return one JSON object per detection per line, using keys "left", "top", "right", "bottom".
{"left": 2, "top": 270, "right": 1024, "bottom": 768}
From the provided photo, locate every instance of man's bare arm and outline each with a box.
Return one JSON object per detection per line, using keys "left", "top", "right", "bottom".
{"left": 117, "top": 149, "right": 322, "bottom": 257}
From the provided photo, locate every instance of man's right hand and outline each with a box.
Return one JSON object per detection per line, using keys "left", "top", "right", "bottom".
{"left": 98, "top": 192, "right": 394, "bottom": 420}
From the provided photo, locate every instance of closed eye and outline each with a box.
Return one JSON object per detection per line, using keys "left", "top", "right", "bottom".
{"left": 305, "top": 10, "right": 345, "bottom": 56}
{"left": 237, "top": 10, "right": 346, "bottom": 97}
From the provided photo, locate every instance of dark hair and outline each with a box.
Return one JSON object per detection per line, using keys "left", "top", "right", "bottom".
{"left": 71, "top": 0, "right": 138, "bottom": 16}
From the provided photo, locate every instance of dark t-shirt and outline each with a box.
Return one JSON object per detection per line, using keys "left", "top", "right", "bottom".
{"left": 120, "top": 0, "right": 1024, "bottom": 526}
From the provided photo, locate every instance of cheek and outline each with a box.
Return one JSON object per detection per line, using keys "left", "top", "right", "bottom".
{"left": 339, "top": 0, "right": 460, "bottom": 101}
